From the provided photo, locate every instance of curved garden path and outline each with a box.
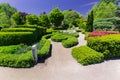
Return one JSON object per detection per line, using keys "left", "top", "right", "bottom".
{"left": 0, "top": 33, "right": 120, "bottom": 80}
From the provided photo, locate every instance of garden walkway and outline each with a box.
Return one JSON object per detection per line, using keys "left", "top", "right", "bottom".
{"left": 0, "top": 33, "right": 120, "bottom": 80}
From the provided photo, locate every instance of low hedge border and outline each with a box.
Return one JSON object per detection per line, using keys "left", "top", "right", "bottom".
{"left": 72, "top": 46, "right": 104, "bottom": 65}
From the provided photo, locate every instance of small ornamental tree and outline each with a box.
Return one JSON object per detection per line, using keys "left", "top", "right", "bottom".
{"left": 86, "top": 10, "right": 94, "bottom": 32}
{"left": 26, "top": 14, "right": 39, "bottom": 25}
{"left": 38, "top": 12, "right": 50, "bottom": 27}
{"left": 49, "top": 8, "right": 64, "bottom": 28}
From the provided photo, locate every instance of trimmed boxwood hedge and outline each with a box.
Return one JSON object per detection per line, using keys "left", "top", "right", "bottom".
{"left": 0, "top": 32, "right": 36, "bottom": 46}
{"left": 51, "top": 34, "right": 67, "bottom": 42}
{"left": 62, "top": 37, "right": 78, "bottom": 48}
{"left": 0, "top": 51, "right": 34, "bottom": 68}
{"left": 87, "top": 34, "right": 120, "bottom": 59}
{"left": 1, "top": 28, "right": 36, "bottom": 32}
{"left": 72, "top": 46, "right": 104, "bottom": 65}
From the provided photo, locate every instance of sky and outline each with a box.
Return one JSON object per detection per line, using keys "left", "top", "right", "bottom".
{"left": 0, "top": 0, "right": 99, "bottom": 16}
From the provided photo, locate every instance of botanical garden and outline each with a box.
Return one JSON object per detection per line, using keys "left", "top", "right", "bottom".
{"left": 0, "top": 0, "right": 119, "bottom": 68}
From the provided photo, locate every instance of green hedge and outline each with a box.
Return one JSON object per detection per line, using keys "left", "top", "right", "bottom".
{"left": 72, "top": 46, "right": 104, "bottom": 65}
{"left": 62, "top": 37, "right": 78, "bottom": 48}
{"left": 0, "top": 51, "right": 34, "bottom": 68}
{"left": 87, "top": 34, "right": 120, "bottom": 59}
{"left": 0, "top": 32, "right": 36, "bottom": 46}
{"left": 14, "top": 25, "right": 46, "bottom": 40}
{"left": 1, "top": 28, "right": 36, "bottom": 32}
{"left": 0, "top": 44, "right": 34, "bottom": 68}
{"left": 51, "top": 34, "right": 67, "bottom": 42}
{"left": 37, "top": 39, "right": 51, "bottom": 60}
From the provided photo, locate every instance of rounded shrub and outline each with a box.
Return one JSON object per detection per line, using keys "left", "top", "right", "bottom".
{"left": 72, "top": 46, "right": 104, "bottom": 65}
{"left": 51, "top": 34, "right": 67, "bottom": 42}
{"left": 62, "top": 37, "right": 78, "bottom": 48}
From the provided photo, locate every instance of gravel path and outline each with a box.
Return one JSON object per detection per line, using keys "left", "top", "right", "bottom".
{"left": 0, "top": 33, "right": 120, "bottom": 80}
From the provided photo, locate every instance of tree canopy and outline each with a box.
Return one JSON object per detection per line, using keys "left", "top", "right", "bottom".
{"left": 49, "top": 8, "right": 64, "bottom": 28}
{"left": 63, "top": 10, "right": 82, "bottom": 27}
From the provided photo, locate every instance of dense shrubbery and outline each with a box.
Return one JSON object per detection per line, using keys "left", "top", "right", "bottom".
{"left": 87, "top": 34, "right": 120, "bottom": 59}
{"left": 62, "top": 37, "right": 78, "bottom": 48}
{"left": 0, "top": 45, "right": 34, "bottom": 68}
{"left": 0, "top": 51, "right": 34, "bottom": 68}
{"left": 1, "top": 28, "right": 36, "bottom": 32}
{"left": 0, "top": 32, "right": 36, "bottom": 46}
{"left": 88, "top": 31, "right": 119, "bottom": 37}
{"left": 72, "top": 46, "right": 104, "bottom": 65}
{"left": 37, "top": 38, "right": 51, "bottom": 60}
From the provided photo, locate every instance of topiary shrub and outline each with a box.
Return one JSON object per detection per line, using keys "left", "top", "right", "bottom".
{"left": 62, "top": 37, "right": 78, "bottom": 48}
{"left": 72, "top": 46, "right": 104, "bottom": 65}
{"left": 87, "top": 34, "right": 120, "bottom": 59}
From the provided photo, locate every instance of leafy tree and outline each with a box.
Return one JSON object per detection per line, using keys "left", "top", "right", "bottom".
{"left": 38, "top": 12, "right": 50, "bottom": 27}
{"left": 11, "top": 12, "right": 25, "bottom": 25}
{"left": 92, "top": 0, "right": 117, "bottom": 20}
{"left": 26, "top": 14, "right": 39, "bottom": 25}
{"left": 0, "top": 12, "right": 10, "bottom": 27}
{"left": 49, "top": 8, "right": 64, "bottom": 28}
{"left": 63, "top": 10, "right": 82, "bottom": 27}
{"left": 86, "top": 10, "right": 94, "bottom": 32}
{"left": 0, "top": 3, "right": 17, "bottom": 18}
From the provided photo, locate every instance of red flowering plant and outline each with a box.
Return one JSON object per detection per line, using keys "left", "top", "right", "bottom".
{"left": 88, "top": 31, "right": 119, "bottom": 37}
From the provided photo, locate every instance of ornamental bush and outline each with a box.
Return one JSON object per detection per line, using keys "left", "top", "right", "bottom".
{"left": 72, "top": 46, "right": 104, "bottom": 65}
{"left": 87, "top": 34, "right": 120, "bottom": 59}
{"left": 62, "top": 37, "right": 78, "bottom": 48}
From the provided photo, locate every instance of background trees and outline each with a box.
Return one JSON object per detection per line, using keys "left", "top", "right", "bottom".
{"left": 63, "top": 10, "right": 82, "bottom": 27}
{"left": 49, "top": 8, "right": 64, "bottom": 28}
{"left": 26, "top": 14, "right": 39, "bottom": 25}
{"left": 38, "top": 12, "right": 50, "bottom": 27}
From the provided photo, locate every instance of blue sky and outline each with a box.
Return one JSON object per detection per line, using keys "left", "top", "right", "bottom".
{"left": 0, "top": 0, "right": 99, "bottom": 16}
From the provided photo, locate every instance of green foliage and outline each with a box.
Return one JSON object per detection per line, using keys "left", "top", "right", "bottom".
{"left": 49, "top": 8, "right": 64, "bottom": 27}
{"left": 87, "top": 34, "right": 120, "bottom": 59}
{"left": 92, "top": 1, "right": 117, "bottom": 20}
{"left": 0, "top": 51, "right": 34, "bottom": 68}
{"left": 86, "top": 10, "right": 94, "bottom": 32}
{"left": 0, "top": 12, "right": 10, "bottom": 27}
{"left": 0, "top": 3, "right": 17, "bottom": 18}
{"left": 94, "top": 21, "right": 113, "bottom": 30}
{"left": 11, "top": 12, "right": 25, "bottom": 25}
{"left": 62, "top": 37, "right": 78, "bottom": 48}
{"left": 72, "top": 46, "right": 104, "bottom": 65}
{"left": 1, "top": 28, "right": 36, "bottom": 32}
{"left": 63, "top": 10, "right": 82, "bottom": 27}
{"left": 14, "top": 25, "right": 37, "bottom": 28}
{"left": 38, "top": 13, "right": 50, "bottom": 27}
{"left": 37, "top": 39, "right": 51, "bottom": 60}
{"left": 51, "top": 33, "right": 67, "bottom": 42}
{"left": 0, "top": 32, "right": 36, "bottom": 46}
{"left": 26, "top": 14, "right": 39, "bottom": 25}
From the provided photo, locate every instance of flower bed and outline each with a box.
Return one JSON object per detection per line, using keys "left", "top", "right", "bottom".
{"left": 88, "top": 31, "right": 119, "bottom": 37}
